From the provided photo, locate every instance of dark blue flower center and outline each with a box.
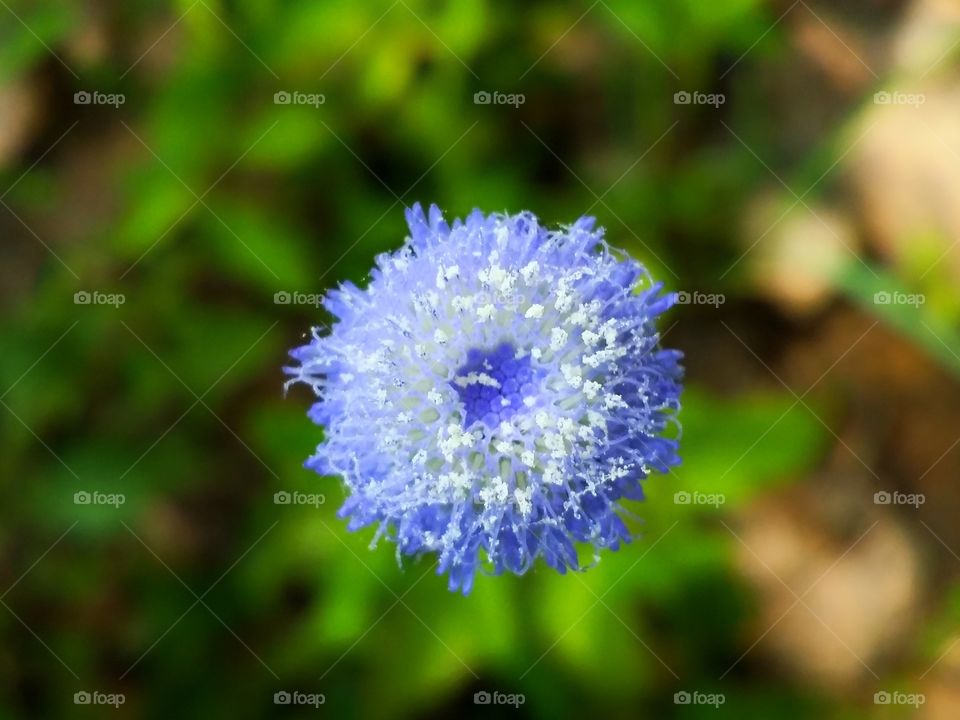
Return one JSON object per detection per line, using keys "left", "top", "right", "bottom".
{"left": 451, "top": 342, "right": 537, "bottom": 429}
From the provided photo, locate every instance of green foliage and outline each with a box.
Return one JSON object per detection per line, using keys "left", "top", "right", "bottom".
{"left": 2, "top": 1, "right": 932, "bottom": 718}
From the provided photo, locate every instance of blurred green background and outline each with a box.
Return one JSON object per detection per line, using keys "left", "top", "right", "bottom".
{"left": 2, "top": 0, "right": 960, "bottom": 717}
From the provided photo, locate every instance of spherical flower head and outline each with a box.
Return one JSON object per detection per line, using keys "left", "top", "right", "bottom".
{"left": 286, "top": 204, "right": 683, "bottom": 593}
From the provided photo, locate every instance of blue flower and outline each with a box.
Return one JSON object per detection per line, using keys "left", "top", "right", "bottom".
{"left": 286, "top": 204, "right": 682, "bottom": 593}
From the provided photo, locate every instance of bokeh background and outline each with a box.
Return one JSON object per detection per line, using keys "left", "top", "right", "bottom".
{"left": 2, "top": 0, "right": 960, "bottom": 717}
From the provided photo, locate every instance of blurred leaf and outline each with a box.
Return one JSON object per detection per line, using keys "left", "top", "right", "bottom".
{"left": 0, "top": 2, "right": 75, "bottom": 82}
{"left": 840, "top": 262, "right": 960, "bottom": 377}
{"left": 666, "top": 387, "right": 829, "bottom": 504}
{"left": 200, "top": 199, "right": 315, "bottom": 289}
